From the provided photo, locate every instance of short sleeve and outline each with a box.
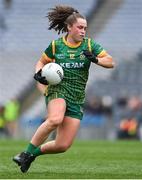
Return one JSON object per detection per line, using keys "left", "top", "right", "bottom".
{"left": 44, "top": 42, "right": 54, "bottom": 59}
{"left": 91, "top": 39, "right": 106, "bottom": 57}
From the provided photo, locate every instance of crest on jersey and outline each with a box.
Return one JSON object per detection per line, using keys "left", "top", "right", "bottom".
{"left": 80, "top": 52, "right": 86, "bottom": 60}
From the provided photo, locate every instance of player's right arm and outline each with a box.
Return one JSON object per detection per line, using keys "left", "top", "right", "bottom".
{"left": 34, "top": 56, "right": 50, "bottom": 94}
{"left": 34, "top": 56, "right": 49, "bottom": 85}
{"left": 34, "top": 42, "right": 55, "bottom": 93}
{"left": 35, "top": 54, "right": 51, "bottom": 72}
{"left": 35, "top": 40, "right": 55, "bottom": 72}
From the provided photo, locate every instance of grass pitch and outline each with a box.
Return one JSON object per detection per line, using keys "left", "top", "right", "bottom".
{"left": 0, "top": 139, "right": 142, "bottom": 179}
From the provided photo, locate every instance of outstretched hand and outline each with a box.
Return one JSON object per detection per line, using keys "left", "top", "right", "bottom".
{"left": 83, "top": 50, "right": 98, "bottom": 64}
{"left": 34, "top": 69, "right": 48, "bottom": 85}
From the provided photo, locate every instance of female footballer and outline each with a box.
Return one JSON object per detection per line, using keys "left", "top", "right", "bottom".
{"left": 13, "top": 5, "right": 115, "bottom": 173}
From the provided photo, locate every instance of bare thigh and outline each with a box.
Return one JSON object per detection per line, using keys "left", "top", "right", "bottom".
{"left": 47, "top": 98, "right": 66, "bottom": 120}
{"left": 55, "top": 116, "right": 80, "bottom": 148}
{"left": 31, "top": 98, "right": 66, "bottom": 146}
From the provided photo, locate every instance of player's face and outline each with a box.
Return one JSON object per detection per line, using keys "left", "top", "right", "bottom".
{"left": 68, "top": 18, "right": 87, "bottom": 42}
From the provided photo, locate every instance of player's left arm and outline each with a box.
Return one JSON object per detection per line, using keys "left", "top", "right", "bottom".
{"left": 96, "top": 50, "right": 115, "bottom": 68}
{"left": 83, "top": 39, "right": 115, "bottom": 68}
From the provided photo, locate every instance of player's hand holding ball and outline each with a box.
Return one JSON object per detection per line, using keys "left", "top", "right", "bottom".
{"left": 34, "top": 69, "right": 49, "bottom": 85}
{"left": 34, "top": 63, "right": 64, "bottom": 85}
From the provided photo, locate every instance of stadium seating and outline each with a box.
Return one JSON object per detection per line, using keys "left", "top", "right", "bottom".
{"left": 88, "top": 0, "right": 142, "bottom": 86}
{"left": 91, "top": 52, "right": 142, "bottom": 100}
{"left": 95, "top": 0, "right": 142, "bottom": 61}
{"left": 85, "top": 0, "right": 142, "bottom": 99}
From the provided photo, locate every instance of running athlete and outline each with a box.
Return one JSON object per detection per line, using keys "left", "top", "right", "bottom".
{"left": 13, "top": 5, "right": 115, "bottom": 173}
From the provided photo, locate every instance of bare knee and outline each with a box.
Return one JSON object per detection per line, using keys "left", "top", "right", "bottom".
{"left": 47, "top": 116, "right": 63, "bottom": 129}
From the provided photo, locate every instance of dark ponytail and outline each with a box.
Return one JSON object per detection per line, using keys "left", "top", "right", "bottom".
{"left": 47, "top": 5, "right": 85, "bottom": 34}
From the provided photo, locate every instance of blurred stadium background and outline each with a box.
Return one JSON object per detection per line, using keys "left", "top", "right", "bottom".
{"left": 0, "top": 0, "right": 142, "bottom": 140}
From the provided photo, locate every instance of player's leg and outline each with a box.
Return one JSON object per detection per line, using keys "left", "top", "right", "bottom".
{"left": 39, "top": 101, "right": 83, "bottom": 153}
{"left": 30, "top": 98, "right": 66, "bottom": 146}
{"left": 40, "top": 116, "right": 80, "bottom": 154}
{"left": 13, "top": 98, "right": 66, "bottom": 173}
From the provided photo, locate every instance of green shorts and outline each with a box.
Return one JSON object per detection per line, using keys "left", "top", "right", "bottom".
{"left": 45, "top": 92, "right": 84, "bottom": 120}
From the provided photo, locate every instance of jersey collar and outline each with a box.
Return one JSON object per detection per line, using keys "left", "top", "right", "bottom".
{"left": 63, "top": 36, "right": 82, "bottom": 48}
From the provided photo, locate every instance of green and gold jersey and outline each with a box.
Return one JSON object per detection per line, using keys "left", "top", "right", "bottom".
{"left": 43, "top": 36, "right": 106, "bottom": 104}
